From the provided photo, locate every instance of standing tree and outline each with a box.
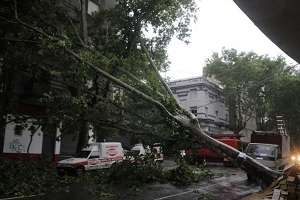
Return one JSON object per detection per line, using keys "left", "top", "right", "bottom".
{"left": 204, "top": 48, "right": 289, "bottom": 133}
{"left": 267, "top": 73, "right": 300, "bottom": 145}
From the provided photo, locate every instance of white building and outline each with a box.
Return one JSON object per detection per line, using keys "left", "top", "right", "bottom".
{"left": 168, "top": 77, "right": 229, "bottom": 134}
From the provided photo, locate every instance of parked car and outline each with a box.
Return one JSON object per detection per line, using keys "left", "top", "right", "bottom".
{"left": 129, "top": 143, "right": 164, "bottom": 162}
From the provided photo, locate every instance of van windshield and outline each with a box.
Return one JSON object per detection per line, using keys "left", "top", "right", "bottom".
{"left": 77, "top": 150, "right": 91, "bottom": 158}
{"left": 246, "top": 144, "right": 278, "bottom": 161}
{"left": 130, "top": 149, "right": 140, "bottom": 156}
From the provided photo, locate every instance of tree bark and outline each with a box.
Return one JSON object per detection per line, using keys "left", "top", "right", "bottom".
{"left": 80, "top": 0, "right": 88, "bottom": 44}
{"left": 74, "top": 0, "right": 89, "bottom": 153}
{"left": 76, "top": 117, "right": 88, "bottom": 153}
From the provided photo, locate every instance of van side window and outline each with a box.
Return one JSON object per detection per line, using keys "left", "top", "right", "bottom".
{"left": 89, "top": 151, "right": 100, "bottom": 158}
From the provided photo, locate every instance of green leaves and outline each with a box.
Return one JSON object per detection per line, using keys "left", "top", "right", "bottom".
{"left": 0, "top": 0, "right": 199, "bottom": 155}
{"left": 0, "top": 159, "right": 69, "bottom": 197}
{"left": 204, "top": 48, "right": 289, "bottom": 132}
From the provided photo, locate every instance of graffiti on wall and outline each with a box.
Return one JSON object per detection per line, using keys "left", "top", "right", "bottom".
{"left": 9, "top": 139, "right": 25, "bottom": 153}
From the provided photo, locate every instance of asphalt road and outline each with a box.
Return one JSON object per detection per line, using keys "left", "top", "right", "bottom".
{"left": 129, "top": 165, "right": 261, "bottom": 200}
{"left": 13, "top": 162, "right": 260, "bottom": 200}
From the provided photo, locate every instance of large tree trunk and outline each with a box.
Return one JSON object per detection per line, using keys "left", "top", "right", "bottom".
{"left": 76, "top": 117, "right": 88, "bottom": 153}
{"left": 80, "top": 0, "right": 88, "bottom": 44}
{"left": 0, "top": 115, "right": 5, "bottom": 153}
{"left": 75, "top": 0, "right": 89, "bottom": 153}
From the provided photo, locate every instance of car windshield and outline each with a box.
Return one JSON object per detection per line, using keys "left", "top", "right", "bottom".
{"left": 77, "top": 150, "right": 91, "bottom": 158}
{"left": 246, "top": 144, "right": 277, "bottom": 161}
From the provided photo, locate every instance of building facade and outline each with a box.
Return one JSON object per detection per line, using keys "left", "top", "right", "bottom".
{"left": 1, "top": 0, "right": 116, "bottom": 159}
{"left": 168, "top": 77, "right": 229, "bottom": 134}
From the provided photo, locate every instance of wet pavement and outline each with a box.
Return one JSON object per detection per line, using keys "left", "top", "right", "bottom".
{"left": 19, "top": 162, "right": 260, "bottom": 200}
{"left": 130, "top": 165, "right": 261, "bottom": 200}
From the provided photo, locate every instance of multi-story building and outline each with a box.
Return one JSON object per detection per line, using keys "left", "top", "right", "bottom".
{"left": 1, "top": 0, "right": 117, "bottom": 159}
{"left": 168, "top": 77, "right": 229, "bottom": 134}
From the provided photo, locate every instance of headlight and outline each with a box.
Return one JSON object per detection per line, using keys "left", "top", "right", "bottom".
{"left": 291, "top": 155, "right": 296, "bottom": 161}
{"left": 290, "top": 154, "right": 300, "bottom": 165}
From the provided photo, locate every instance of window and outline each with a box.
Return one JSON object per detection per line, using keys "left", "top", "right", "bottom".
{"left": 178, "top": 93, "right": 188, "bottom": 97}
{"left": 215, "top": 110, "right": 219, "bottom": 118}
{"left": 77, "top": 151, "right": 91, "bottom": 158}
{"left": 205, "top": 107, "right": 208, "bottom": 117}
{"left": 14, "top": 125, "right": 23, "bottom": 136}
{"left": 89, "top": 151, "right": 100, "bottom": 159}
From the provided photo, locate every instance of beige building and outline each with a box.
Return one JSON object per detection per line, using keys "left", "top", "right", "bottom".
{"left": 168, "top": 77, "right": 229, "bottom": 134}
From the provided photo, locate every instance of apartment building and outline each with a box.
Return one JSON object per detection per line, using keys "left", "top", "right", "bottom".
{"left": 168, "top": 77, "right": 229, "bottom": 134}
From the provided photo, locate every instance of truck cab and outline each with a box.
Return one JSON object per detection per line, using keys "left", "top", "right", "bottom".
{"left": 245, "top": 143, "right": 280, "bottom": 169}
{"left": 245, "top": 131, "right": 290, "bottom": 171}
{"left": 57, "top": 142, "right": 124, "bottom": 175}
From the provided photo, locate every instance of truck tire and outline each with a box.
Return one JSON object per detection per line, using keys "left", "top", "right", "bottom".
{"left": 247, "top": 173, "right": 254, "bottom": 182}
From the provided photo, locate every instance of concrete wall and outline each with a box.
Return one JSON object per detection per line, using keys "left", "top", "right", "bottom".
{"left": 3, "top": 115, "right": 61, "bottom": 156}
{"left": 3, "top": 121, "right": 43, "bottom": 154}
{"left": 168, "top": 77, "right": 229, "bottom": 134}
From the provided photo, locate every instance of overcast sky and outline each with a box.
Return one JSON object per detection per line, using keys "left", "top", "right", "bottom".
{"left": 166, "top": 0, "right": 297, "bottom": 80}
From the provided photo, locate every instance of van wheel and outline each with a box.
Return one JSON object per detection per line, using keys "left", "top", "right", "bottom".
{"left": 75, "top": 167, "right": 85, "bottom": 176}
{"left": 57, "top": 169, "right": 65, "bottom": 176}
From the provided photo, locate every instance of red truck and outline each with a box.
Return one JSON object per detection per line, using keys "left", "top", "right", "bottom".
{"left": 186, "top": 133, "right": 241, "bottom": 165}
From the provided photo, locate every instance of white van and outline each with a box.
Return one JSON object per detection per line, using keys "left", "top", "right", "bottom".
{"left": 57, "top": 142, "right": 124, "bottom": 175}
{"left": 129, "top": 143, "right": 163, "bottom": 162}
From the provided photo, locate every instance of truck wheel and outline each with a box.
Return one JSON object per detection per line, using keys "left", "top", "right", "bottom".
{"left": 247, "top": 173, "right": 254, "bottom": 182}
{"left": 75, "top": 167, "right": 85, "bottom": 176}
{"left": 258, "top": 179, "right": 268, "bottom": 189}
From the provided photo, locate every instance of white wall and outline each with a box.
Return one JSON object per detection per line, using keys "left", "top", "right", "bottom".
{"left": 170, "top": 77, "right": 229, "bottom": 124}
{"left": 3, "top": 115, "right": 61, "bottom": 155}
{"left": 3, "top": 119, "right": 43, "bottom": 154}
{"left": 88, "top": 0, "right": 99, "bottom": 15}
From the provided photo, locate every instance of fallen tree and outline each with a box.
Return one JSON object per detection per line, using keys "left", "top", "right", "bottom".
{"left": 6, "top": 0, "right": 282, "bottom": 186}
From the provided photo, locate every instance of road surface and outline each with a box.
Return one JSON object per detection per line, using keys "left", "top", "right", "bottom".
{"left": 128, "top": 165, "right": 261, "bottom": 200}
{"left": 13, "top": 163, "right": 260, "bottom": 200}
